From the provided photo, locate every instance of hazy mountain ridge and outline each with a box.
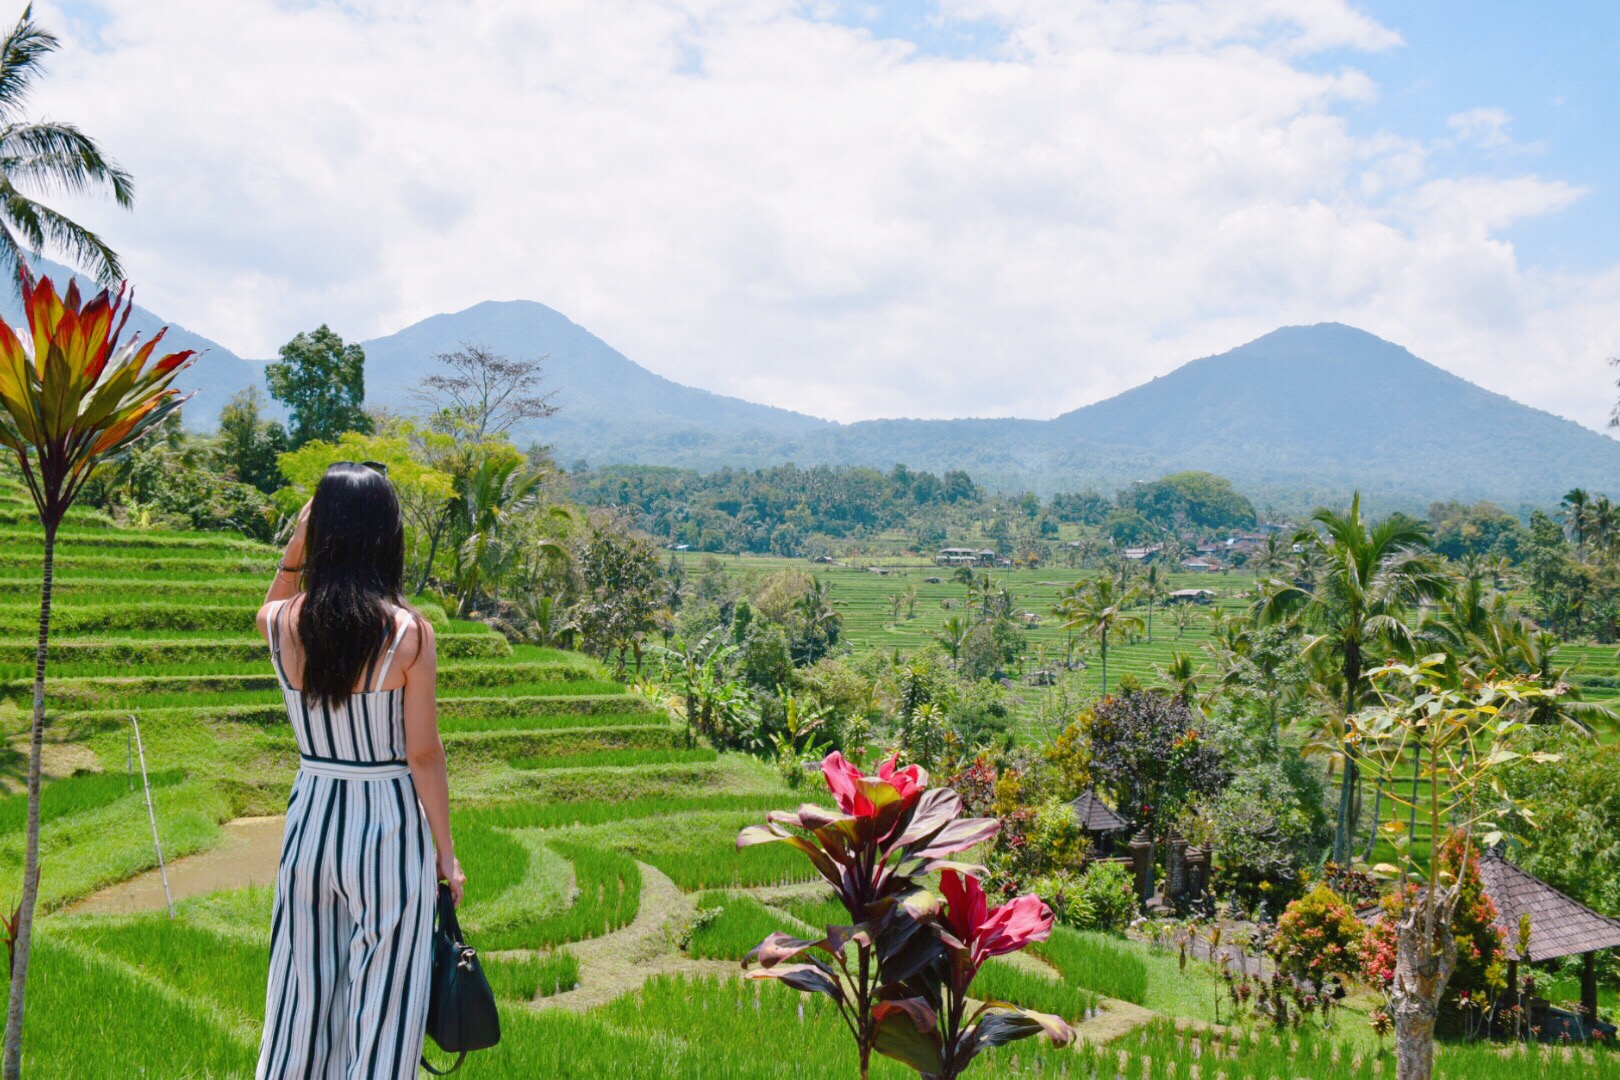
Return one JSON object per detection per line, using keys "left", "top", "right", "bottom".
{"left": 16, "top": 254, "right": 1616, "bottom": 511}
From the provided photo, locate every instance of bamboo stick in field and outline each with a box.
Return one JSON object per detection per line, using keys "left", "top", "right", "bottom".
{"left": 130, "top": 715, "right": 174, "bottom": 918}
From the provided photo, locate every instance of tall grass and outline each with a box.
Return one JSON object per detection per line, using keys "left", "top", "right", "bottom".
{"left": 455, "top": 820, "right": 531, "bottom": 906}
{"left": 58, "top": 916, "right": 268, "bottom": 1025}
{"left": 1075, "top": 1018, "right": 1620, "bottom": 1080}
{"left": 688, "top": 892, "right": 787, "bottom": 960}
{"left": 1028, "top": 926, "right": 1150, "bottom": 1005}
{"left": 608, "top": 812, "right": 825, "bottom": 891}
{"left": 462, "top": 793, "right": 795, "bottom": 833}
{"left": 483, "top": 949, "right": 580, "bottom": 1001}
{"left": 37, "top": 679, "right": 626, "bottom": 712}
{"left": 479, "top": 841, "right": 641, "bottom": 950}
{"left": 0, "top": 769, "right": 184, "bottom": 836}
{"left": 9, "top": 938, "right": 256, "bottom": 1076}
{"left": 971, "top": 957, "right": 1097, "bottom": 1020}
{"left": 512, "top": 747, "right": 717, "bottom": 771}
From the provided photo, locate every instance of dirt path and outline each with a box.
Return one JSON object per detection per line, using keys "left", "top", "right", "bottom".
{"left": 528, "top": 860, "right": 737, "bottom": 1012}
{"left": 66, "top": 815, "right": 285, "bottom": 915}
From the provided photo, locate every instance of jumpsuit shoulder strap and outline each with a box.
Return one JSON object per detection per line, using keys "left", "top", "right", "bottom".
{"left": 371, "top": 608, "right": 413, "bottom": 690}
{"left": 265, "top": 598, "right": 292, "bottom": 685}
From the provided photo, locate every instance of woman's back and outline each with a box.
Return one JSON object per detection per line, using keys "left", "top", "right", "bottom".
{"left": 262, "top": 596, "right": 416, "bottom": 766}
{"left": 253, "top": 463, "right": 462, "bottom": 1080}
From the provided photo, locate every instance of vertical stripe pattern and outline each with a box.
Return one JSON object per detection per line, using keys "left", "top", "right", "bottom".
{"left": 257, "top": 602, "right": 434, "bottom": 1080}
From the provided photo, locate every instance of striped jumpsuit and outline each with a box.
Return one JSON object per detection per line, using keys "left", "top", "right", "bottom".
{"left": 256, "top": 600, "right": 436, "bottom": 1080}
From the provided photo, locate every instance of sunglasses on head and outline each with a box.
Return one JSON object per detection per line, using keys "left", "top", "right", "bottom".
{"left": 328, "top": 460, "right": 390, "bottom": 479}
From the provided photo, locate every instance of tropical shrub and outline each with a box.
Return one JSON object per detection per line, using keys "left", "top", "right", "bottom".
{"left": 1185, "top": 759, "right": 1329, "bottom": 910}
{"left": 1360, "top": 835, "right": 1505, "bottom": 1009}
{"left": 1085, "top": 689, "right": 1227, "bottom": 835}
{"left": 1029, "top": 860, "right": 1135, "bottom": 933}
{"left": 1269, "top": 885, "right": 1365, "bottom": 983}
{"left": 1073, "top": 861, "right": 1136, "bottom": 933}
{"left": 1501, "top": 738, "right": 1620, "bottom": 917}
{"left": 737, "top": 752, "right": 1072, "bottom": 1079}
{"left": 1025, "top": 799, "right": 1088, "bottom": 872}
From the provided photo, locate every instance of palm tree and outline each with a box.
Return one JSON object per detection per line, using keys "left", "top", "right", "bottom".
{"left": 886, "top": 592, "right": 904, "bottom": 622}
{"left": 1255, "top": 532, "right": 1288, "bottom": 579}
{"left": 0, "top": 8, "right": 135, "bottom": 285}
{"left": 1562, "top": 488, "right": 1591, "bottom": 550}
{"left": 1057, "top": 577, "right": 1144, "bottom": 696}
{"left": 1154, "top": 650, "right": 1202, "bottom": 704}
{"left": 447, "top": 456, "right": 546, "bottom": 614}
{"left": 970, "top": 574, "right": 1001, "bottom": 619}
{"left": 0, "top": 272, "right": 195, "bottom": 1079}
{"left": 903, "top": 584, "right": 919, "bottom": 619}
{"left": 1591, "top": 495, "right": 1618, "bottom": 559}
{"left": 1255, "top": 493, "right": 1445, "bottom": 864}
{"left": 1140, "top": 563, "right": 1166, "bottom": 642}
{"left": 934, "top": 615, "right": 971, "bottom": 668}
{"left": 1477, "top": 617, "right": 1619, "bottom": 732}
{"left": 795, "top": 576, "right": 842, "bottom": 663}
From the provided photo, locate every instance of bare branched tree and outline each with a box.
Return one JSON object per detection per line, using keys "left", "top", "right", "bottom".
{"left": 415, "top": 341, "right": 558, "bottom": 439}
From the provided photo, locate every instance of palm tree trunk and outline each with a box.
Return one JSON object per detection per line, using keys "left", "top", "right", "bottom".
{"left": 1408, "top": 740, "right": 1420, "bottom": 845}
{"left": 1363, "top": 780, "right": 1384, "bottom": 862}
{"left": 1100, "top": 631, "right": 1109, "bottom": 696}
{"left": 414, "top": 506, "right": 450, "bottom": 595}
{"left": 4, "top": 523, "right": 54, "bottom": 1080}
{"left": 1334, "top": 757, "right": 1357, "bottom": 864}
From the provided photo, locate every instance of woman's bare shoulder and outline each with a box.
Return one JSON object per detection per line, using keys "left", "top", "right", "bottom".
{"left": 399, "top": 608, "right": 437, "bottom": 671}
{"left": 255, "top": 594, "right": 302, "bottom": 638}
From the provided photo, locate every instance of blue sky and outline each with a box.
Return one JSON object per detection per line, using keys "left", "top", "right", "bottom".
{"left": 1336, "top": 0, "right": 1620, "bottom": 273}
{"left": 825, "top": 0, "right": 1619, "bottom": 274}
{"left": 32, "top": 1, "right": 1620, "bottom": 431}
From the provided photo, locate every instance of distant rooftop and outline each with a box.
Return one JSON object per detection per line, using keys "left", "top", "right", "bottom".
{"left": 1070, "top": 789, "right": 1128, "bottom": 834}
{"left": 1480, "top": 850, "right": 1620, "bottom": 961}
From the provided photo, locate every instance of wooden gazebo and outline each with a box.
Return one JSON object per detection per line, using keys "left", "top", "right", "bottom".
{"left": 1070, "top": 789, "right": 1129, "bottom": 856}
{"left": 1480, "top": 848, "right": 1620, "bottom": 1023}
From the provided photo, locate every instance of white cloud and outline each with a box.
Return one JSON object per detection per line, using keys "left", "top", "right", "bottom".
{"left": 24, "top": 0, "right": 1620, "bottom": 434}
{"left": 1446, "top": 106, "right": 1513, "bottom": 149}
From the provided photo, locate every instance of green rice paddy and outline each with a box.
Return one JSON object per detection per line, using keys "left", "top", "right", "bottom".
{"left": 0, "top": 482, "right": 1608, "bottom": 1076}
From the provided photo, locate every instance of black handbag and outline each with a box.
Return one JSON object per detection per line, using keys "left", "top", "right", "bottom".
{"left": 420, "top": 883, "right": 500, "bottom": 1075}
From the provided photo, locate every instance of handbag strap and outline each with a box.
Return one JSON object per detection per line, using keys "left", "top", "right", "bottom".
{"left": 436, "top": 882, "right": 463, "bottom": 943}
{"left": 423, "top": 883, "right": 472, "bottom": 1076}
{"left": 420, "top": 1050, "right": 467, "bottom": 1075}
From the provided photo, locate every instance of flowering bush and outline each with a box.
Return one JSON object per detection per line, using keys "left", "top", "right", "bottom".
{"left": 1268, "top": 885, "right": 1365, "bottom": 983}
{"left": 1360, "top": 834, "right": 1505, "bottom": 1006}
{"left": 1076, "top": 861, "right": 1137, "bottom": 932}
{"left": 740, "top": 752, "right": 1073, "bottom": 1079}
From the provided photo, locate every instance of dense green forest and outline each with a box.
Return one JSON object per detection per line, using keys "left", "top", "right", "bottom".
{"left": 569, "top": 464, "right": 1260, "bottom": 555}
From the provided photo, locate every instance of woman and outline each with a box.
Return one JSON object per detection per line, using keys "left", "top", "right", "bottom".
{"left": 254, "top": 462, "right": 466, "bottom": 1080}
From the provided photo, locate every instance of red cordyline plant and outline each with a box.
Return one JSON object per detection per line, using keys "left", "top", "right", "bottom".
{"left": 0, "top": 268, "right": 195, "bottom": 1075}
{"left": 738, "top": 752, "right": 1073, "bottom": 1079}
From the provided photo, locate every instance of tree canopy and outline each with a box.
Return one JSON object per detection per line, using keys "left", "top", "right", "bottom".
{"left": 266, "top": 325, "right": 371, "bottom": 447}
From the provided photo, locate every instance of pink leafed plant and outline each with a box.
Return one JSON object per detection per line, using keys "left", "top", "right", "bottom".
{"left": 738, "top": 752, "right": 1073, "bottom": 1079}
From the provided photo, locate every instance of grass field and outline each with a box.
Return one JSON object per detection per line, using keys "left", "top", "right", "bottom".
{"left": 0, "top": 485, "right": 1609, "bottom": 1076}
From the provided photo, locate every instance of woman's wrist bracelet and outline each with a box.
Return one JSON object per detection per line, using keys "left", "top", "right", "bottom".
{"left": 278, "top": 564, "right": 302, "bottom": 574}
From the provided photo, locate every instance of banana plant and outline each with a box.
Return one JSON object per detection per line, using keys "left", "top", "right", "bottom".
{"left": 0, "top": 269, "right": 196, "bottom": 1072}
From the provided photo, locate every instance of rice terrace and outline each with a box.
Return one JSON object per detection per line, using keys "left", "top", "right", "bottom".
{"left": 1, "top": 2, "right": 1620, "bottom": 1079}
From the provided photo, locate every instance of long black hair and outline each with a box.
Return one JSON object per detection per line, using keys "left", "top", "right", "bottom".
{"left": 297, "top": 463, "right": 407, "bottom": 708}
